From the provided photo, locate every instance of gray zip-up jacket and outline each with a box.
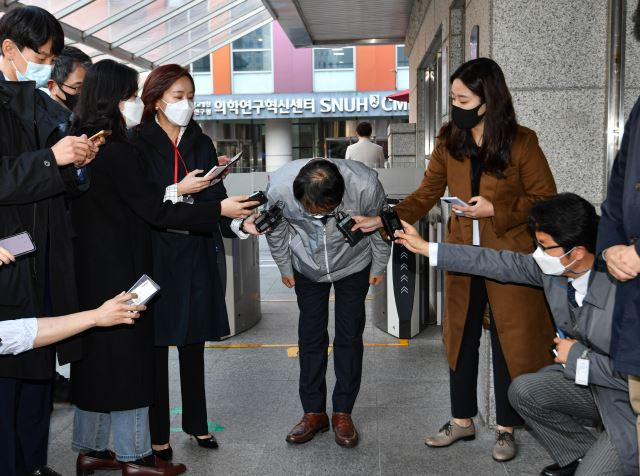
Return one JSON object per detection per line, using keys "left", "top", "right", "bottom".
{"left": 265, "top": 159, "right": 390, "bottom": 282}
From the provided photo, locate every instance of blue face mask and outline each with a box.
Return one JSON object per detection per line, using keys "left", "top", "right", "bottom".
{"left": 12, "top": 47, "right": 52, "bottom": 88}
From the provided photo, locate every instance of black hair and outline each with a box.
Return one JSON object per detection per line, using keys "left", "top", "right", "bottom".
{"left": 528, "top": 193, "right": 599, "bottom": 254}
{"left": 440, "top": 57, "right": 518, "bottom": 177}
{"left": 70, "top": 59, "right": 138, "bottom": 140}
{"left": 356, "top": 121, "right": 373, "bottom": 137}
{"left": 52, "top": 46, "right": 92, "bottom": 85}
{"left": 0, "top": 6, "right": 64, "bottom": 56}
{"left": 293, "top": 159, "right": 345, "bottom": 212}
{"left": 634, "top": 0, "right": 640, "bottom": 42}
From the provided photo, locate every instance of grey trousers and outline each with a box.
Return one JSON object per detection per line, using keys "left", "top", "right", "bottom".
{"left": 509, "top": 367, "right": 624, "bottom": 475}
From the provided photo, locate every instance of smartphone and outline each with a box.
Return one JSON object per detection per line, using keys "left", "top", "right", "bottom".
{"left": 204, "top": 151, "right": 243, "bottom": 179}
{"left": 241, "top": 191, "right": 268, "bottom": 209}
{"left": 89, "top": 130, "right": 112, "bottom": 141}
{"left": 440, "top": 196, "right": 470, "bottom": 207}
{"left": 125, "top": 274, "right": 160, "bottom": 305}
{"left": 0, "top": 231, "right": 36, "bottom": 257}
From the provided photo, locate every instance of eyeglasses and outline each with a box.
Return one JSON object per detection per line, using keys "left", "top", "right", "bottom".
{"left": 60, "top": 82, "right": 82, "bottom": 94}
{"left": 534, "top": 240, "right": 565, "bottom": 252}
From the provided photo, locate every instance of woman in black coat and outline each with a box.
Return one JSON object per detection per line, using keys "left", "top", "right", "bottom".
{"left": 132, "top": 65, "right": 246, "bottom": 458}
{"left": 68, "top": 60, "right": 257, "bottom": 476}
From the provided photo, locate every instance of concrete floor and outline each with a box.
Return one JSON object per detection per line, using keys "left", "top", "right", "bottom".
{"left": 47, "top": 238, "right": 552, "bottom": 475}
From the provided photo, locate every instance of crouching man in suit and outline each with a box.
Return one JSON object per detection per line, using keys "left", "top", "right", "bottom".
{"left": 394, "top": 193, "right": 637, "bottom": 476}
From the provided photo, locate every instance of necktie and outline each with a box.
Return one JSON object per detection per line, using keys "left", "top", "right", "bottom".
{"left": 567, "top": 281, "right": 578, "bottom": 308}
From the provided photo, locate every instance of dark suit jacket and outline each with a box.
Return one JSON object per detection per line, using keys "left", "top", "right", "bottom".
{"left": 597, "top": 96, "right": 640, "bottom": 377}
{"left": 436, "top": 243, "right": 637, "bottom": 474}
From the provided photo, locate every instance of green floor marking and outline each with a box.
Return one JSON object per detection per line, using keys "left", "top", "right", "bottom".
{"left": 169, "top": 406, "right": 225, "bottom": 433}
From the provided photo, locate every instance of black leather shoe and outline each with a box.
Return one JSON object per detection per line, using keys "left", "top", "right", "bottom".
{"left": 152, "top": 446, "right": 173, "bottom": 461}
{"left": 540, "top": 458, "right": 582, "bottom": 476}
{"left": 31, "top": 467, "right": 63, "bottom": 476}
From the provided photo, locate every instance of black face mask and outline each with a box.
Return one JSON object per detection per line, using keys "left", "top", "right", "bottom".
{"left": 57, "top": 87, "right": 79, "bottom": 111}
{"left": 451, "top": 103, "right": 485, "bottom": 129}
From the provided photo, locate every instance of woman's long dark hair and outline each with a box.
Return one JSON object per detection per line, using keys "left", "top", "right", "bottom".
{"left": 440, "top": 58, "right": 518, "bottom": 177}
{"left": 70, "top": 59, "right": 139, "bottom": 140}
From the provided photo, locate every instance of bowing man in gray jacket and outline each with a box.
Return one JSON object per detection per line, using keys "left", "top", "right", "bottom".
{"left": 265, "top": 158, "right": 390, "bottom": 448}
{"left": 394, "top": 193, "right": 637, "bottom": 476}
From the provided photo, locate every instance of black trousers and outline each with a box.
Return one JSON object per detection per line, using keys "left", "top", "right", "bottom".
{"left": 0, "top": 377, "right": 52, "bottom": 476}
{"left": 150, "top": 343, "right": 208, "bottom": 444}
{"left": 450, "top": 277, "right": 523, "bottom": 427}
{"left": 294, "top": 265, "right": 371, "bottom": 414}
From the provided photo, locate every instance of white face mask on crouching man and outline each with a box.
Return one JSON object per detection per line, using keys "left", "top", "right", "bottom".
{"left": 532, "top": 246, "right": 577, "bottom": 276}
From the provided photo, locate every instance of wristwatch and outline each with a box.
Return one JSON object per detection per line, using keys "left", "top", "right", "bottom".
{"left": 239, "top": 218, "right": 247, "bottom": 233}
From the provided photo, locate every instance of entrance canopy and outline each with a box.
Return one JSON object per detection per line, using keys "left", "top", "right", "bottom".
{"left": 262, "top": 0, "right": 412, "bottom": 47}
{"left": 0, "top": 0, "right": 273, "bottom": 71}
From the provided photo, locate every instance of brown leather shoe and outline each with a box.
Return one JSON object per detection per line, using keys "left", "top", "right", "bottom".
{"left": 285, "top": 412, "right": 330, "bottom": 444}
{"left": 76, "top": 450, "right": 121, "bottom": 475}
{"left": 121, "top": 456, "right": 186, "bottom": 476}
{"left": 331, "top": 412, "right": 359, "bottom": 448}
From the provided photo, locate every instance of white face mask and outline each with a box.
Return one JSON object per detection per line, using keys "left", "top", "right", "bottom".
{"left": 119, "top": 97, "right": 144, "bottom": 129}
{"left": 12, "top": 46, "right": 52, "bottom": 88}
{"left": 532, "top": 246, "right": 576, "bottom": 276}
{"left": 161, "top": 98, "right": 194, "bottom": 127}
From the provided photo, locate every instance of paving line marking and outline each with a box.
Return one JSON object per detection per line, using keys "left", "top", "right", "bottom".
{"left": 203, "top": 339, "right": 409, "bottom": 351}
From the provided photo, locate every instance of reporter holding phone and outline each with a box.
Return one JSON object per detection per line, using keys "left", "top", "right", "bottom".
{"left": 131, "top": 65, "right": 255, "bottom": 458}
{"left": 67, "top": 60, "right": 258, "bottom": 476}
{"left": 352, "top": 58, "right": 557, "bottom": 461}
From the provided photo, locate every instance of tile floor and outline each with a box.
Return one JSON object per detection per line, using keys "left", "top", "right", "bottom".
{"left": 47, "top": 238, "right": 551, "bottom": 475}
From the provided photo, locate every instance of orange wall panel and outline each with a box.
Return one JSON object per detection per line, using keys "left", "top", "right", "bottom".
{"left": 355, "top": 45, "right": 396, "bottom": 91}
{"left": 212, "top": 45, "right": 231, "bottom": 95}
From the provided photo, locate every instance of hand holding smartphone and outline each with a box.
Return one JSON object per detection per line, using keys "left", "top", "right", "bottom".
{"left": 441, "top": 196, "right": 475, "bottom": 216}
{"left": 0, "top": 231, "right": 35, "bottom": 258}
{"left": 204, "top": 151, "right": 243, "bottom": 179}
{"left": 125, "top": 275, "right": 160, "bottom": 305}
{"left": 241, "top": 191, "right": 268, "bottom": 210}
{"left": 89, "top": 130, "right": 112, "bottom": 142}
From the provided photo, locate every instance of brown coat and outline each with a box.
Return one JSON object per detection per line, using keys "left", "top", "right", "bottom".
{"left": 395, "top": 126, "right": 556, "bottom": 378}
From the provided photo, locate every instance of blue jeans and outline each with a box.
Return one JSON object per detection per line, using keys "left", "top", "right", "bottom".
{"left": 72, "top": 407, "right": 152, "bottom": 462}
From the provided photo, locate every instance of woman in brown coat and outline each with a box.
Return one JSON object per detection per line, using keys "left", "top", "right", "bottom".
{"left": 354, "top": 58, "right": 556, "bottom": 461}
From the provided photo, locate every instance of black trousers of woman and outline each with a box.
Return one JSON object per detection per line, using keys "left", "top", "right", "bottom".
{"left": 150, "top": 343, "right": 209, "bottom": 444}
{"left": 450, "top": 277, "right": 524, "bottom": 427}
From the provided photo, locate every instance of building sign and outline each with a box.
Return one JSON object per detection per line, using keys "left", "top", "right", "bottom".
{"left": 193, "top": 91, "right": 408, "bottom": 121}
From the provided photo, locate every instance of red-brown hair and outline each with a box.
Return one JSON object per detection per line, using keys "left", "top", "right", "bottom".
{"left": 140, "top": 64, "right": 195, "bottom": 125}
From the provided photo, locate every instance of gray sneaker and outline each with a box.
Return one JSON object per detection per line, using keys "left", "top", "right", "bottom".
{"left": 425, "top": 420, "right": 476, "bottom": 447}
{"left": 492, "top": 430, "right": 517, "bottom": 462}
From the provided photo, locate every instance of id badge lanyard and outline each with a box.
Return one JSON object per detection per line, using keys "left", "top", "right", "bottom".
{"left": 172, "top": 137, "right": 189, "bottom": 184}
{"left": 172, "top": 137, "right": 194, "bottom": 204}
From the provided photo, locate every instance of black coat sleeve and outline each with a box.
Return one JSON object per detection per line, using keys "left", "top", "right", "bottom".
{"left": 198, "top": 139, "right": 236, "bottom": 238}
{"left": 0, "top": 148, "right": 66, "bottom": 204}
{"left": 104, "top": 142, "right": 221, "bottom": 233}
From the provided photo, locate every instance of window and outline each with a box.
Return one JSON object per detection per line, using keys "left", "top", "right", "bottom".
{"left": 396, "top": 45, "right": 409, "bottom": 90}
{"left": 189, "top": 54, "right": 212, "bottom": 95}
{"left": 314, "top": 48, "right": 354, "bottom": 70}
{"left": 232, "top": 24, "right": 272, "bottom": 73}
{"left": 190, "top": 55, "right": 210, "bottom": 74}
{"left": 313, "top": 47, "right": 356, "bottom": 92}
{"left": 396, "top": 45, "right": 409, "bottom": 68}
